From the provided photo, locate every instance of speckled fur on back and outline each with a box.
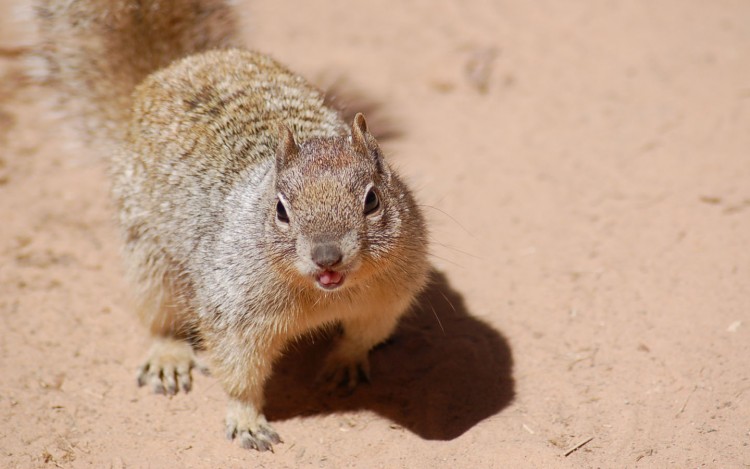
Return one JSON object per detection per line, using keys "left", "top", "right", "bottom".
{"left": 38, "top": 0, "right": 430, "bottom": 452}
{"left": 37, "top": 0, "right": 240, "bottom": 143}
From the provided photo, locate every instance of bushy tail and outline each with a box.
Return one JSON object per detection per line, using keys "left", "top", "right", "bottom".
{"left": 36, "top": 0, "right": 238, "bottom": 143}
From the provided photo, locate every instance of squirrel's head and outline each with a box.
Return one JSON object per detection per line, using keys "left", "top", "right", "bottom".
{"left": 267, "top": 113, "right": 420, "bottom": 293}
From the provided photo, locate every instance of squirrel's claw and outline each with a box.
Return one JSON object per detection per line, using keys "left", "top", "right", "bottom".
{"left": 317, "top": 356, "right": 371, "bottom": 392}
{"left": 136, "top": 338, "right": 198, "bottom": 396}
{"left": 234, "top": 426, "right": 281, "bottom": 452}
{"left": 225, "top": 402, "right": 282, "bottom": 452}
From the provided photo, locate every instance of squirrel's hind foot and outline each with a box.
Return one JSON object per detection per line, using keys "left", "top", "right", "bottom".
{"left": 316, "top": 354, "right": 372, "bottom": 393}
{"left": 136, "top": 337, "right": 204, "bottom": 395}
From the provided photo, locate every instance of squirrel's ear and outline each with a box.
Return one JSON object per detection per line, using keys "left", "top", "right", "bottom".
{"left": 353, "top": 112, "right": 369, "bottom": 135}
{"left": 276, "top": 123, "right": 299, "bottom": 170}
{"left": 351, "top": 113, "right": 385, "bottom": 170}
{"left": 351, "top": 113, "right": 370, "bottom": 154}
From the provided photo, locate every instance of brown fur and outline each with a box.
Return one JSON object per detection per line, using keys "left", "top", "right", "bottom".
{"left": 38, "top": 0, "right": 429, "bottom": 451}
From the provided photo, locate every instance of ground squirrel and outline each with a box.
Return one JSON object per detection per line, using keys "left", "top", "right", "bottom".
{"left": 37, "top": 0, "right": 429, "bottom": 451}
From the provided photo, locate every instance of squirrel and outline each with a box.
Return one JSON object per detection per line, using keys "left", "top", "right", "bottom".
{"left": 37, "top": 0, "right": 429, "bottom": 452}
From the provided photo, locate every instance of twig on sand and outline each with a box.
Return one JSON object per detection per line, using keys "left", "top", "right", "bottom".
{"left": 676, "top": 385, "right": 698, "bottom": 417}
{"left": 564, "top": 436, "right": 594, "bottom": 457}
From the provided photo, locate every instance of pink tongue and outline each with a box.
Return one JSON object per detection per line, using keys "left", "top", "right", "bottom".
{"left": 319, "top": 270, "right": 343, "bottom": 286}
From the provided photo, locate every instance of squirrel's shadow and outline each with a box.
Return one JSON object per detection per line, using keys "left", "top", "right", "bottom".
{"left": 264, "top": 270, "right": 515, "bottom": 440}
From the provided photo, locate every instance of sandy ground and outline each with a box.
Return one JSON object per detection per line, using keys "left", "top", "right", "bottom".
{"left": 1, "top": 0, "right": 749, "bottom": 467}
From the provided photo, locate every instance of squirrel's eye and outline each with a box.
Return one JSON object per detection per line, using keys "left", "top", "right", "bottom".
{"left": 364, "top": 188, "right": 380, "bottom": 215}
{"left": 276, "top": 200, "right": 290, "bottom": 223}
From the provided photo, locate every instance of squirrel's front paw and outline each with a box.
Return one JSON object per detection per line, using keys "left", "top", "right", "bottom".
{"left": 225, "top": 401, "right": 281, "bottom": 452}
{"left": 317, "top": 354, "right": 371, "bottom": 391}
{"left": 136, "top": 338, "right": 204, "bottom": 395}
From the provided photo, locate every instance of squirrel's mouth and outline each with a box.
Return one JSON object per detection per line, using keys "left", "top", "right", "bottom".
{"left": 315, "top": 270, "right": 345, "bottom": 290}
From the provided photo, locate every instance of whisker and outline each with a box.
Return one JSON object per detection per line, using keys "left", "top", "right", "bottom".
{"left": 439, "top": 290, "right": 457, "bottom": 315}
{"left": 429, "top": 300, "right": 445, "bottom": 335}
{"left": 427, "top": 253, "right": 464, "bottom": 268}
{"left": 428, "top": 241, "right": 480, "bottom": 260}
{"left": 419, "top": 204, "right": 474, "bottom": 237}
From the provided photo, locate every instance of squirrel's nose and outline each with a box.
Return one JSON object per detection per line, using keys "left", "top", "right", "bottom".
{"left": 311, "top": 243, "right": 343, "bottom": 268}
